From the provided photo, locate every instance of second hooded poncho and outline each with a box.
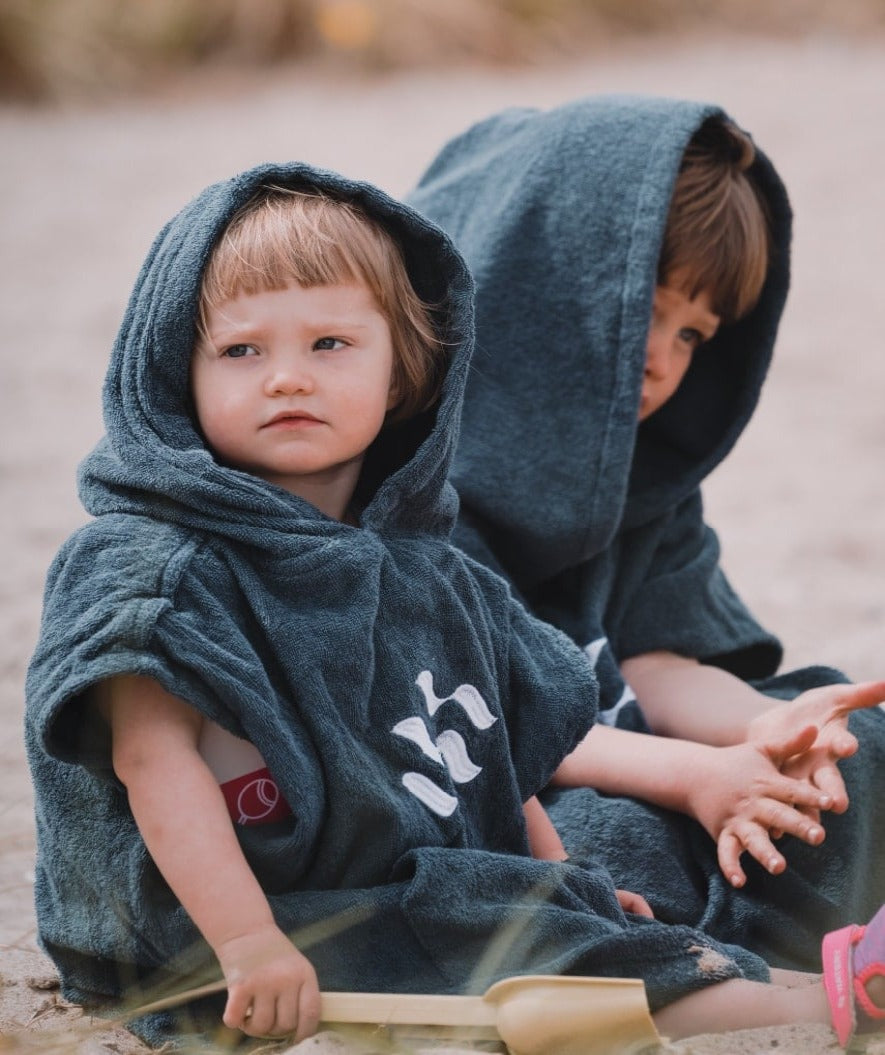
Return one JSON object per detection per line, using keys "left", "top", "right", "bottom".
{"left": 408, "top": 93, "right": 885, "bottom": 972}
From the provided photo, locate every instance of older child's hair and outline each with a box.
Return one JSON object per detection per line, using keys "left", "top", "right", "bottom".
{"left": 199, "top": 187, "right": 446, "bottom": 423}
{"left": 659, "top": 117, "right": 771, "bottom": 323}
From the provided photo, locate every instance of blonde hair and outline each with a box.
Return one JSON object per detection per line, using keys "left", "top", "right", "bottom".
{"left": 199, "top": 186, "right": 446, "bottom": 422}
{"left": 659, "top": 117, "right": 771, "bottom": 323}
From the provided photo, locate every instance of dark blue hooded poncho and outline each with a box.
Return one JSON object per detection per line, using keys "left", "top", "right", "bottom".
{"left": 24, "top": 161, "right": 769, "bottom": 1045}
{"left": 408, "top": 95, "right": 885, "bottom": 971}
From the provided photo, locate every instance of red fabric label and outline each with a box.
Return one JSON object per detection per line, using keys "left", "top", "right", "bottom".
{"left": 220, "top": 767, "right": 292, "bottom": 826}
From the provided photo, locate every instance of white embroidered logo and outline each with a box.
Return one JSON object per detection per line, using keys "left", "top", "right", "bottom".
{"left": 583, "top": 636, "right": 608, "bottom": 667}
{"left": 583, "top": 635, "right": 637, "bottom": 726}
{"left": 392, "top": 670, "right": 497, "bottom": 817}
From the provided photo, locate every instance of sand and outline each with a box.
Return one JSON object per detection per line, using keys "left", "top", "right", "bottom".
{"left": 2, "top": 29, "right": 884, "bottom": 1055}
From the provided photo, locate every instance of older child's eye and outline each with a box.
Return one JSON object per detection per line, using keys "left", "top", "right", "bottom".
{"left": 678, "top": 328, "right": 705, "bottom": 350}
{"left": 223, "top": 344, "right": 257, "bottom": 358}
{"left": 314, "top": 337, "right": 347, "bottom": 351}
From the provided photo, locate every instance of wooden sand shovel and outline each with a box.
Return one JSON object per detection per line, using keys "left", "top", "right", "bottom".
{"left": 127, "top": 974, "right": 662, "bottom": 1055}
{"left": 321, "top": 974, "right": 662, "bottom": 1054}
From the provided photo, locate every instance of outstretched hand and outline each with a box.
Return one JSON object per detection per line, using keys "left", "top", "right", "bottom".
{"left": 699, "top": 680, "right": 885, "bottom": 886}
{"left": 747, "top": 680, "right": 885, "bottom": 820}
{"left": 688, "top": 725, "right": 836, "bottom": 889}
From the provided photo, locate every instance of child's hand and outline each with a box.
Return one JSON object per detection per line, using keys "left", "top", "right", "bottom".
{"left": 746, "top": 680, "right": 885, "bottom": 818}
{"left": 687, "top": 726, "right": 834, "bottom": 888}
{"left": 216, "top": 922, "right": 321, "bottom": 1040}
{"left": 616, "top": 888, "right": 654, "bottom": 918}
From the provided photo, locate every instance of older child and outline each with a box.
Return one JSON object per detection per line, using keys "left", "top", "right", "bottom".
{"left": 24, "top": 162, "right": 885, "bottom": 1050}
{"left": 408, "top": 96, "right": 885, "bottom": 969}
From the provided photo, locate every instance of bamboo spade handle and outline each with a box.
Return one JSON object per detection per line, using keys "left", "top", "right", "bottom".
{"left": 320, "top": 989, "right": 498, "bottom": 1028}
{"left": 121, "top": 981, "right": 499, "bottom": 1032}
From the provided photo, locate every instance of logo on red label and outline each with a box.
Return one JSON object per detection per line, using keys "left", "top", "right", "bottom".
{"left": 220, "top": 767, "right": 292, "bottom": 825}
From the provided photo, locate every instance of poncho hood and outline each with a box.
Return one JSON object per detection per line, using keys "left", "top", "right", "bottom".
{"left": 83, "top": 162, "right": 475, "bottom": 545}
{"left": 408, "top": 94, "right": 791, "bottom": 589}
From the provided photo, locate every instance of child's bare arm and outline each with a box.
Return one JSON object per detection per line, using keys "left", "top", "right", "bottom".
{"left": 523, "top": 795, "right": 568, "bottom": 861}
{"left": 99, "top": 673, "right": 320, "bottom": 1040}
{"left": 619, "top": 652, "right": 787, "bottom": 744}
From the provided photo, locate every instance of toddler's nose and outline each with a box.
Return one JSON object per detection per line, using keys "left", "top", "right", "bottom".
{"left": 265, "top": 357, "right": 314, "bottom": 395}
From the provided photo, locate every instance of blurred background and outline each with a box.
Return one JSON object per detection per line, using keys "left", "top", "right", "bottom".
{"left": 3, "top": 0, "right": 885, "bottom": 102}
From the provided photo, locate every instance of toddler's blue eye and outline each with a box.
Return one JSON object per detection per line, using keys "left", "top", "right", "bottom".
{"left": 314, "top": 337, "right": 345, "bottom": 351}
{"left": 224, "top": 344, "right": 255, "bottom": 358}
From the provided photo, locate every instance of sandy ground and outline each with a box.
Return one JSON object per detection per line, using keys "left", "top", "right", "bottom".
{"left": 2, "top": 29, "right": 885, "bottom": 1055}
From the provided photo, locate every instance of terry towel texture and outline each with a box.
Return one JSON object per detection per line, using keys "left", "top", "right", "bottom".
{"left": 408, "top": 93, "right": 885, "bottom": 969}
{"left": 24, "top": 161, "right": 766, "bottom": 1045}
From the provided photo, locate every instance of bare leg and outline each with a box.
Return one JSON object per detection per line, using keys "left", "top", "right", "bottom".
{"left": 657, "top": 906, "right": 885, "bottom": 1040}
{"left": 652, "top": 977, "right": 830, "bottom": 1039}
{"left": 770, "top": 966, "right": 821, "bottom": 987}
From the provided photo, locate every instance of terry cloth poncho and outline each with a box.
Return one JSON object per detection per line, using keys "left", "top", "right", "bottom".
{"left": 24, "top": 161, "right": 769, "bottom": 1046}
{"left": 408, "top": 95, "right": 885, "bottom": 969}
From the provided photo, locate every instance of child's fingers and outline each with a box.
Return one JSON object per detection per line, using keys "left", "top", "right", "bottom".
{"left": 717, "top": 831, "right": 747, "bottom": 889}
{"left": 789, "top": 802, "right": 822, "bottom": 826}
{"left": 294, "top": 979, "right": 322, "bottom": 1043}
{"left": 241, "top": 993, "right": 277, "bottom": 1038}
{"left": 808, "top": 760, "right": 850, "bottom": 813}
{"left": 833, "top": 679, "right": 885, "bottom": 716}
{"left": 739, "top": 824, "right": 787, "bottom": 877}
{"left": 766, "top": 723, "right": 818, "bottom": 763}
{"left": 726, "top": 798, "right": 825, "bottom": 885}
{"left": 760, "top": 800, "right": 825, "bottom": 847}
{"left": 616, "top": 888, "right": 655, "bottom": 918}
{"left": 719, "top": 827, "right": 782, "bottom": 884}
{"left": 827, "top": 729, "right": 859, "bottom": 759}
{"left": 222, "top": 983, "right": 253, "bottom": 1031}
{"left": 273, "top": 989, "right": 301, "bottom": 1037}
{"left": 768, "top": 770, "right": 832, "bottom": 813}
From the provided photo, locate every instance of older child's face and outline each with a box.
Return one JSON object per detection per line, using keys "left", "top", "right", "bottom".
{"left": 191, "top": 282, "right": 397, "bottom": 516}
{"left": 640, "top": 278, "right": 720, "bottom": 421}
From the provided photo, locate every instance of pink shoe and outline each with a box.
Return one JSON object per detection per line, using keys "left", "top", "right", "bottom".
{"left": 823, "top": 904, "right": 885, "bottom": 1047}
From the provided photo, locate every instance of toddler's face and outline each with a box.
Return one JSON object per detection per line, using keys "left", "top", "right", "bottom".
{"left": 640, "top": 275, "right": 720, "bottom": 421}
{"left": 191, "top": 281, "right": 397, "bottom": 510}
